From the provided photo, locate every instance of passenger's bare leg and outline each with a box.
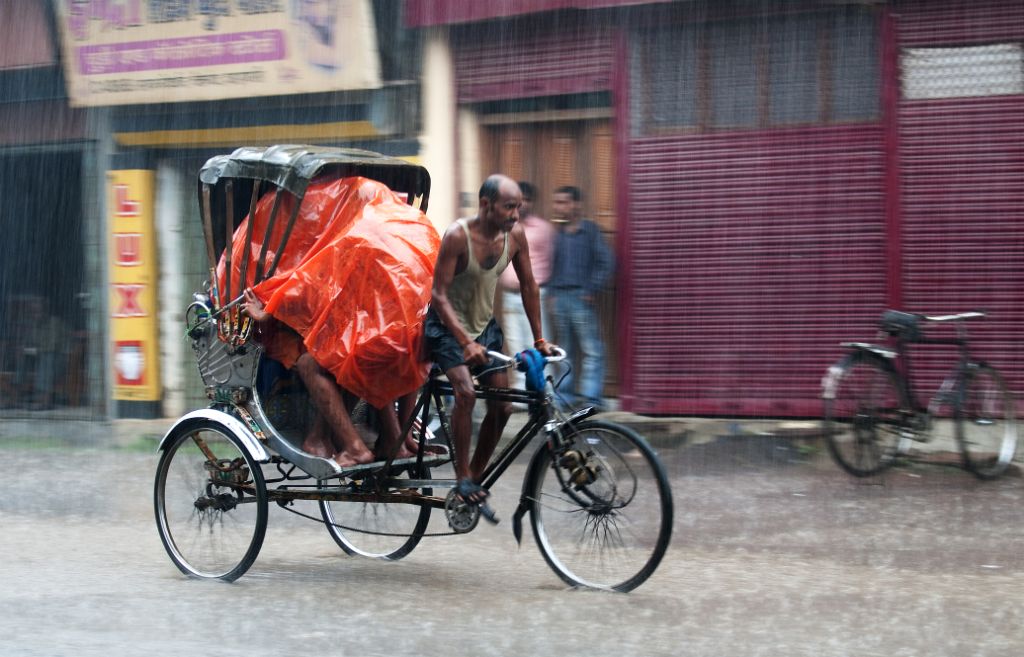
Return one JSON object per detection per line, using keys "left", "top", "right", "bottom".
{"left": 301, "top": 413, "right": 334, "bottom": 458}
{"left": 397, "top": 391, "right": 418, "bottom": 452}
{"left": 373, "top": 401, "right": 415, "bottom": 460}
{"left": 398, "top": 391, "right": 416, "bottom": 428}
{"left": 292, "top": 354, "right": 373, "bottom": 467}
{"left": 341, "top": 388, "right": 359, "bottom": 414}
{"left": 469, "top": 370, "right": 511, "bottom": 482}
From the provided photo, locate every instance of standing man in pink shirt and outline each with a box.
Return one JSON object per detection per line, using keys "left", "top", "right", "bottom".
{"left": 498, "top": 181, "right": 556, "bottom": 390}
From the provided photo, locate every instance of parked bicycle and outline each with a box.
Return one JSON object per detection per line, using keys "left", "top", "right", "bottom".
{"left": 821, "top": 310, "right": 1017, "bottom": 479}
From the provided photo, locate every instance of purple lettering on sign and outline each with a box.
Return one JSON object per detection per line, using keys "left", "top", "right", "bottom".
{"left": 77, "top": 30, "right": 285, "bottom": 74}
{"left": 65, "top": 0, "right": 143, "bottom": 40}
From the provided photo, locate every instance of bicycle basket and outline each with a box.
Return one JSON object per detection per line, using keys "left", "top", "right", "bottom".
{"left": 879, "top": 310, "right": 922, "bottom": 342}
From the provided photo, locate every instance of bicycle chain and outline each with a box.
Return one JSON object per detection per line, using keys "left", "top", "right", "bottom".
{"left": 278, "top": 500, "right": 464, "bottom": 538}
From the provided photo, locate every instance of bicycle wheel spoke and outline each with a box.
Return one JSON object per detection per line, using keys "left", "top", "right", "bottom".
{"left": 155, "top": 422, "right": 268, "bottom": 581}
{"left": 824, "top": 354, "right": 906, "bottom": 477}
{"left": 957, "top": 365, "right": 1018, "bottom": 479}
{"left": 320, "top": 467, "right": 431, "bottom": 560}
{"left": 530, "top": 421, "right": 672, "bottom": 592}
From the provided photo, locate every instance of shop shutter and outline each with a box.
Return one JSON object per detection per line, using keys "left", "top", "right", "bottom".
{"left": 452, "top": 28, "right": 613, "bottom": 103}
{"left": 625, "top": 126, "right": 887, "bottom": 416}
{"left": 897, "top": 0, "right": 1024, "bottom": 396}
{"left": 0, "top": 0, "right": 55, "bottom": 69}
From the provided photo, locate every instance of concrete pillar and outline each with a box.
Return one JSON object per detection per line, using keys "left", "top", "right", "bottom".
{"left": 84, "top": 106, "right": 113, "bottom": 419}
{"left": 419, "top": 28, "right": 457, "bottom": 233}
{"left": 156, "top": 162, "right": 186, "bottom": 418}
{"left": 458, "top": 107, "right": 481, "bottom": 217}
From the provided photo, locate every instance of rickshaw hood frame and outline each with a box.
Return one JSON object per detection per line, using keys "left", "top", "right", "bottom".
{"left": 199, "top": 144, "right": 431, "bottom": 207}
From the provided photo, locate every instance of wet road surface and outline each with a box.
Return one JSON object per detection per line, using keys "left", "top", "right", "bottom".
{"left": 2, "top": 433, "right": 1023, "bottom": 657}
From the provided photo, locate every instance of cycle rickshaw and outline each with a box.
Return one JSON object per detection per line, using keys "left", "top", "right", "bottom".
{"left": 154, "top": 145, "right": 673, "bottom": 591}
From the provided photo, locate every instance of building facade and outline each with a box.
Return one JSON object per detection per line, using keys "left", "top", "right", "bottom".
{"left": 407, "top": 0, "right": 1024, "bottom": 416}
{"left": 0, "top": 1, "right": 100, "bottom": 418}
{"left": 1, "top": 0, "right": 1020, "bottom": 421}
{"left": 1, "top": 0, "right": 425, "bottom": 419}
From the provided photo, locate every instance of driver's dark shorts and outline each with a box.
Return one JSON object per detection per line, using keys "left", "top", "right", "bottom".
{"left": 423, "top": 307, "right": 504, "bottom": 374}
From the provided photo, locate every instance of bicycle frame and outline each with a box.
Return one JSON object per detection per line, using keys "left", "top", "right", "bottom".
{"left": 207, "top": 373, "right": 597, "bottom": 520}
{"left": 379, "top": 375, "right": 597, "bottom": 495}
{"left": 825, "top": 309, "right": 1017, "bottom": 481}
{"left": 887, "top": 321, "right": 976, "bottom": 422}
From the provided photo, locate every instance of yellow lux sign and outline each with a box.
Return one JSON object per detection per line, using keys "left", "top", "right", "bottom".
{"left": 108, "top": 170, "right": 161, "bottom": 401}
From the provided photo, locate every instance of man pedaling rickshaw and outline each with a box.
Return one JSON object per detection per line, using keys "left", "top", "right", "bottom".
{"left": 425, "top": 175, "right": 559, "bottom": 512}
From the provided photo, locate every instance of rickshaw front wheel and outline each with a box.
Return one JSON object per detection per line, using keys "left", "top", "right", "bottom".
{"left": 154, "top": 420, "right": 268, "bottom": 581}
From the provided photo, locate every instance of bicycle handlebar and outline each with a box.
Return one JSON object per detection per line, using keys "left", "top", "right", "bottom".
{"left": 487, "top": 347, "right": 567, "bottom": 366}
{"left": 921, "top": 311, "right": 985, "bottom": 323}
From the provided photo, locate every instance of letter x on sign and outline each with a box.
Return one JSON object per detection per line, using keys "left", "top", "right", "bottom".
{"left": 112, "top": 284, "right": 145, "bottom": 317}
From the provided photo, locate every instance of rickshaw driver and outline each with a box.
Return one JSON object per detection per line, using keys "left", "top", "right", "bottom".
{"left": 243, "top": 289, "right": 415, "bottom": 468}
{"left": 425, "top": 175, "right": 558, "bottom": 508}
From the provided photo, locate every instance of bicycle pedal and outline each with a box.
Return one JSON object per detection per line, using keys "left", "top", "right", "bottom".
{"left": 479, "top": 502, "right": 499, "bottom": 525}
{"left": 444, "top": 488, "right": 480, "bottom": 533}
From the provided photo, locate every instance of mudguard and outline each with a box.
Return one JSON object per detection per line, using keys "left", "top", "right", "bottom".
{"left": 510, "top": 406, "right": 601, "bottom": 544}
{"left": 822, "top": 348, "right": 898, "bottom": 401}
{"left": 839, "top": 342, "right": 897, "bottom": 360}
{"left": 157, "top": 408, "right": 271, "bottom": 463}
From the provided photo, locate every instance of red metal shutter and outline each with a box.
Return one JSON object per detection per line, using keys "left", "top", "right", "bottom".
{"left": 897, "top": 0, "right": 1024, "bottom": 395}
{"left": 0, "top": 0, "right": 55, "bottom": 69}
{"left": 625, "top": 126, "right": 887, "bottom": 416}
{"left": 452, "top": 28, "right": 613, "bottom": 103}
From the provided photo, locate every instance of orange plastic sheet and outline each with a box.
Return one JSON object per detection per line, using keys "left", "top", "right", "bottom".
{"left": 218, "top": 176, "right": 440, "bottom": 407}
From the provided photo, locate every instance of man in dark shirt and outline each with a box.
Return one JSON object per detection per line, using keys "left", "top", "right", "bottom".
{"left": 548, "top": 186, "right": 614, "bottom": 410}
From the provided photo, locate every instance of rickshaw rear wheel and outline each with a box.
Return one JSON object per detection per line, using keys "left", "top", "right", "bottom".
{"left": 319, "top": 465, "right": 431, "bottom": 560}
{"left": 154, "top": 420, "right": 268, "bottom": 581}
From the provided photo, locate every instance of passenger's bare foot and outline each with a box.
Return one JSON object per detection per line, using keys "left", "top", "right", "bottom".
{"left": 302, "top": 435, "right": 333, "bottom": 459}
{"left": 402, "top": 432, "right": 445, "bottom": 456}
{"left": 390, "top": 431, "right": 422, "bottom": 459}
{"left": 376, "top": 432, "right": 444, "bottom": 461}
{"left": 332, "top": 446, "right": 375, "bottom": 468}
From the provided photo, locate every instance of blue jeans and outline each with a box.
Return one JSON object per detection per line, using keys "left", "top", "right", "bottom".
{"left": 551, "top": 292, "right": 605, "bottom": 408}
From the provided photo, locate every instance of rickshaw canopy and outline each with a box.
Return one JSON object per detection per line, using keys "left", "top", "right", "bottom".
{"left": 202, "top": 145, "right": 439, "bottom": 409}
{"left": 199, "top": 144, "right": 430, "bottom": 206}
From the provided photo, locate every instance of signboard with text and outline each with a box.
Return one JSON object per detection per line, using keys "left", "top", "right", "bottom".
{"left": 108, "top": 170, "right": 162, "bottom": 402}
{"left": 55, "top": 0, "right": 381, "bottom": 107}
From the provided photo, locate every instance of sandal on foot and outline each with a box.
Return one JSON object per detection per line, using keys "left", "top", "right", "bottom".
{"left": 455, "top": 479, "right": 499, "bottom": 525}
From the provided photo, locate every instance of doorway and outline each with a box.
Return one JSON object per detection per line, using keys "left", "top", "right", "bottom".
{"left": 482, "top": 119, "right": 619, "bottom": 399}
{"left": 0, "top": 149, "right": 90, "bottom": 413}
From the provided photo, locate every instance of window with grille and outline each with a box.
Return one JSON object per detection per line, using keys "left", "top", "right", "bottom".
{"left": 902, "top": 43, "right": 1024, "bottom": 100}
{"left": 633, "top": 7, "right": 879, "bottom": 134}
